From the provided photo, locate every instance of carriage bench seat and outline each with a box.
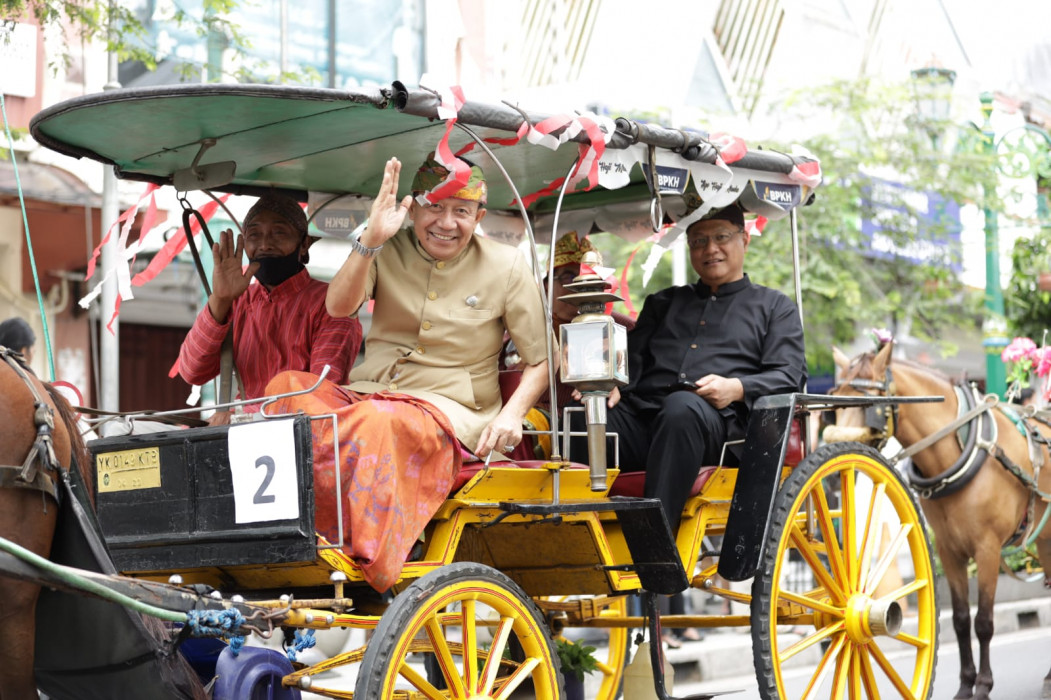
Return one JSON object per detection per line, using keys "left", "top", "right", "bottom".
{"left": 450, "top": 416, "right": 805, "bottom": 497}
{"left": 450, "top": 459, "right": 587, "bottom": 493}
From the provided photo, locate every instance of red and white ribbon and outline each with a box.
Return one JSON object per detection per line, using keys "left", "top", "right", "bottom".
{"left": 709, "top": 132, "right": 748, "bottom": 166}
{"left": 416, "top": 86, "right": 473, "bottom": 206}
{"left": 80, "top": 188, "right": 229, "bottom": 334}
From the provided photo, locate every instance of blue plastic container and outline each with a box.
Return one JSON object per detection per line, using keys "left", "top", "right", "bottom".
{"left": 212, "top": 646, "right": 302, "bottom": 700}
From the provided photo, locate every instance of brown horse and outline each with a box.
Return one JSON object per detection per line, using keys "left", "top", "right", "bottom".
{"left": 0, "top": 352, "right": 211, "bottom": 700}
{"left": 0, "top": 352, "right": 87, "bottom": 700}
{"left": 827, "top": 342, "right": 1051, "bottom": 700}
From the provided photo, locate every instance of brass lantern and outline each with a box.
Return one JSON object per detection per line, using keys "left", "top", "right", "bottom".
{"left": 557, "top": 251, "right": 628, "bottom": 490}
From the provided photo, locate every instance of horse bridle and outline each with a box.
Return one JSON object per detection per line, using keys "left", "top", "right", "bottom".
{"left": 0, "top": 346, "right": 61, "bottom": 502}
{"left": 832, "top": 365, "right": 899, "bottom": 448}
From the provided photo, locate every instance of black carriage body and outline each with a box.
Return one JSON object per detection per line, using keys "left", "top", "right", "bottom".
{"left": 89, "top": 416, "right": 315, "bottom": 573}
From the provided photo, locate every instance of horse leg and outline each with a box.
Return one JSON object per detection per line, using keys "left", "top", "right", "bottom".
{"left": 1034, "top": 536, "right": 1051, "bottom": 697}
{"left": 941, "top": 553, "right": 977, "bottom": 699}
{"left": 970, "top": 547, "right": 1000, "bottom": 700}
{"left": 0, "top": 491, "right": 57, "bottom": 700}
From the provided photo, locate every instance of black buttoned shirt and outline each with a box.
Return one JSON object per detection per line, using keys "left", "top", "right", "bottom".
{"left": 622, "top": 274, "right": 807, "bottom": 432}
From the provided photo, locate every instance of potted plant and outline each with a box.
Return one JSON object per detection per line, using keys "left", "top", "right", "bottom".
{"left": 555, "top": 637, "right": 598, "bottom": 700}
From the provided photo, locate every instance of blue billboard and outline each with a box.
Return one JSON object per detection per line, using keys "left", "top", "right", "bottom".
{"left": 860, "top": 178, "right": 962, "bottom": 270}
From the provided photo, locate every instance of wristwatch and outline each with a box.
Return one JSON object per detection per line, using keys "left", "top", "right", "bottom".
{"left": 349, "top": 236, "right": 383, "bottom": 258}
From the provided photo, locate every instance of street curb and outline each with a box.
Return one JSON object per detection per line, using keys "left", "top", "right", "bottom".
{"left": 653, "top": 597, "right": 1051, "bottom": 684}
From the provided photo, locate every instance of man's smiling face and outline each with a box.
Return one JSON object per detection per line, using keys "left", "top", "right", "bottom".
{"left": 686, "top": 218, "right": 750, "bottom": 291}
{"left": 410, "top": 198, "right": 487, "bottom": 260}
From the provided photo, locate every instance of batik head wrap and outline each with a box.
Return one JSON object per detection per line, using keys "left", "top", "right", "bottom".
{"left": 552, "top": 230, "right": 599, "bottom": 269}
{"left": 410, "top": 153, "right": 488, "bottom": 204}
{"left": 244, "top": 193, "right": 309, "bottom": 239}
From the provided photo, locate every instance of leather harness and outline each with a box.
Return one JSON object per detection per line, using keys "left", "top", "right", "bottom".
{"left": 0, "top": 346, "right": 62, "bottom": 502}
{"left": 836, "top": 365, "right": 1051, "bottom": 550}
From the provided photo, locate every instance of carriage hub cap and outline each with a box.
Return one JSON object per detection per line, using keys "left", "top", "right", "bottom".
{"left": 845, "top": 594, "right": 903, "bottom": 643}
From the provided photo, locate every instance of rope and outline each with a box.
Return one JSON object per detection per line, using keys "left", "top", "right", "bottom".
{"left": 0, "top": 92, "right": 56, "bottom": 380}
{"left": 186, "top": 608, "right": 247, "bottom": 656}
{"left": 0, "top": 534, "right": 183, "bottom": 622}
{"left": 286, "top": 628, "right": 316, "bottom": 662}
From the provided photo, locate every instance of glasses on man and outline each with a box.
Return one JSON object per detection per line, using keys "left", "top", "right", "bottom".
{"left": 554, "top": 271, "right": 578, "bottom": 286}
{"left": 687, "top": 229, "right": 744, "bottom": 249}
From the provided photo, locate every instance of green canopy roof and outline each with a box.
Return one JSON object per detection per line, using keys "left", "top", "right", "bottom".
{"left": 30, "top": 83, "right": 819, "bottom": 219}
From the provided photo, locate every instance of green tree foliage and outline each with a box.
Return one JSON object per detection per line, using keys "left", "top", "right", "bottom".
{"left": 1006, "top": 224, "right": 1051, "bottom": 341}
{"left": 760, "top": 78, "right": 993, "bottom": 375}
{"left": 582, "top": 79, "right": 991, "bottom": 379}
{"left": 2, "top": 0, "right": 248, "bottom": 80}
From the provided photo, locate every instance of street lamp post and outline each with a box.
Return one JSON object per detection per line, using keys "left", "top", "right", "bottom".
{"left": 978, "top": 92, "right": 1008, "bottom": 398}
{"left": 910, "top": 68, "right": 1051, "bottom": 398}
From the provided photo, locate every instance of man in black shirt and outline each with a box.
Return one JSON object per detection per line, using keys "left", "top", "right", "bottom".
{"left": 596, "top": 205, "right": 806, "bottom": 533}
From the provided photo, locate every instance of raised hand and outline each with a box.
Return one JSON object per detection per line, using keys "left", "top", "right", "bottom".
{"left": 361, "top": 157, "right": 414, "bottom": 248}
{"left": 207, "top": 229, "right": 259, "bottom": 323}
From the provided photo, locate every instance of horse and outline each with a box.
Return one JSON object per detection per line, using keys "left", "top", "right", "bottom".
{"left": 826, "top": 341, "right": 1051, "bottom": 700}
{"left": 0, "top": 348, "right": 88, "bottom": 700}
{"left": 0, "top": 349, "right": 208, "bottom": 700}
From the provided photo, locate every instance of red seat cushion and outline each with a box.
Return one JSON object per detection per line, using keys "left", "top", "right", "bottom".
{"left": 607, "top": 467, "right": 719, "bottom": 498}
{"left": 784, "top": 419, "right": 804, "bottom": 467}
{"left": 449, "top": 414, "right": 802, "bottom": 489}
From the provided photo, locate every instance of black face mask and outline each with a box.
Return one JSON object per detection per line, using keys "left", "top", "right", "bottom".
{"left": 251, "top": 248, "right": 304, "bottom": 287}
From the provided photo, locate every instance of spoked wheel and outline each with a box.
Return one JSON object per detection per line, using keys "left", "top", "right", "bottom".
{"left": 543, "top": 595, "right": 631, "bottom": 700}
{"left": 356, "top": 562, "right": 564, "bottom": 699}
{"left": 751, "top": 443, "right": 938, "bottom": 699}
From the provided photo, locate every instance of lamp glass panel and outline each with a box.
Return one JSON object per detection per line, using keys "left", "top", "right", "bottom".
{"left": 560, "top": 321, "right": 612, "bottom": 382}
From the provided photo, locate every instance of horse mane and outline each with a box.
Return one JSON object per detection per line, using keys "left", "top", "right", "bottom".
{"left": 848, "top": 350, "right": 957, "bottom": 392}
{"left": 44, "top": 383, "right": 95, "bottom": 507}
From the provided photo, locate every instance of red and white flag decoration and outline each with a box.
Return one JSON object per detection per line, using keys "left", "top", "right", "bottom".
{"left": 745, "top": 215, "right": 768, "bottom": 236}
{"left": 788, "top": 144, "right": 822, "bottom": 188}
{"left": 708, "top": 132, "right": 748, "bottom": 166}
{"left": 513, "top": 111, "right": 613, "bottom": 209}
{"left": 415, "top": 85, "right": 474, "bottom": 206}
{"left": 79, "top": 187, "right": 229, "bottom": 333}
{"left": 79, "top": 184, "right": 159, "bottom": 332}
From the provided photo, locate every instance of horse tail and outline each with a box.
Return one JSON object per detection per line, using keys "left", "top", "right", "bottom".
{"left": 43, "top": 383, "right": 94, "bottom": 508}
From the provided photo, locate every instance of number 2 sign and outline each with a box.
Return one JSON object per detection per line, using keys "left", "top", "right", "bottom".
{"left": 227, "top": 419, "right": 300, "bottom": 524}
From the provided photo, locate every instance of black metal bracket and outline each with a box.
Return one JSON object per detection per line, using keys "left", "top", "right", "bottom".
{"left": 641, "top": 591, "right": 723, "bottom": 700}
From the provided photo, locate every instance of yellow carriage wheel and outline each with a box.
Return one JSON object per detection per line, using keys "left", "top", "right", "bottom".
{"left": 355, "top": 562, "right": 563, "bottom": 699}
{"left": 750, "top": 442, "right": 938, "bottom": 700}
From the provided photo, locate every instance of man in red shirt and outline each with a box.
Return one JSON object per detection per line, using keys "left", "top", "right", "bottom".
{"left": 177, "top": 194, "right": 362, "bottom": 424}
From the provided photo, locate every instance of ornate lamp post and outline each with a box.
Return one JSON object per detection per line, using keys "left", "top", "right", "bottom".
{"left": 977, "top": 92, "right": 1009, "bottom": 398}
{"left": 911, "top": 68, "right": 1051, "bottom": 397}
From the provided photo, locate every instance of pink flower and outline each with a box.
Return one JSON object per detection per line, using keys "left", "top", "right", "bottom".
{"left": 1035, "top": 346, "right": 1051, "bottom": 378}
{"left": 872, "top": 328, "right": 893, "bottom": 344}
{"left": 1002, "top": 337, "right": 1037, "bottom": 363}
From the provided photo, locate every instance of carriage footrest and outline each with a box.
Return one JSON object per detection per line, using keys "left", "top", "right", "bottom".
{"left": 497, "top": 497, "right": 689, "bottom": 594}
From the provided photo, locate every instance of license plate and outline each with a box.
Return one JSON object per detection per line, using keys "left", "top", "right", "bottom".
{"left": 96, "top": 447, "right": 162, "bottom": 493}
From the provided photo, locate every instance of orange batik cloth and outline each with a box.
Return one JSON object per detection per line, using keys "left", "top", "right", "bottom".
{"left": 265, "top": 371, "right": 461, "bottom": 592}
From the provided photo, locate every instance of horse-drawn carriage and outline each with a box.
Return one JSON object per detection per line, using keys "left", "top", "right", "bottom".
{"left": 2, "top": 82, "right": 942, "bottom": 699}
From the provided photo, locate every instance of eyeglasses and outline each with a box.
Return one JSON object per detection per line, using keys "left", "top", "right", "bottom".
{"left": 554, "top": 271, "right": 578, "bottom": 286}
{"left": 687, "top": 229, "right": 743, "bottom": 249}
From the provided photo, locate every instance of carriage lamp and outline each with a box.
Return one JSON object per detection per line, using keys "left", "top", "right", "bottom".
{"left": 558, "top": 252, "right": 628, "bottom": 491}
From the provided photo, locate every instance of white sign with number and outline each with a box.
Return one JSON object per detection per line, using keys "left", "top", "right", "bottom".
{"left": 227, "top": 419, "right": 300, "bottom": 524}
